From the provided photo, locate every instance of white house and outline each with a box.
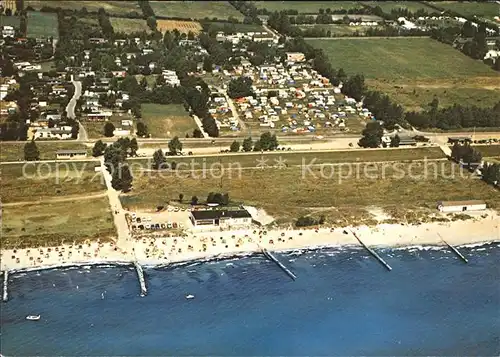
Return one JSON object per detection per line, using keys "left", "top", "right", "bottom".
{"left": 2, "top": 25, "right": 15, "bottom": 38}
{"left": 437, "top": 200, "right": 487, "bottom": 213}
{"left": 189, "top": 209, "right": 252, "bottom": 228}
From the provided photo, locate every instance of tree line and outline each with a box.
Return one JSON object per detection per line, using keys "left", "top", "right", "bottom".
{"left": 229, "top": 132, "right": 279, "bottom": 152}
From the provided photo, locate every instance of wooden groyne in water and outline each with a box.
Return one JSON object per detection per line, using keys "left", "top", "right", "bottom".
{"left": 439, "top": 234, "right": 468, "bottom": 263}
{"left": 262, "top": 248, "right": 297, "bottom": 280}
{"left": 133, "top": 262, "right": 147, "bottom": 297}
{"left": 351, "top": 231, "right": 392, "bottom": 271}
{"left": 2, "top": 271, "right": 8, "bottom": 302}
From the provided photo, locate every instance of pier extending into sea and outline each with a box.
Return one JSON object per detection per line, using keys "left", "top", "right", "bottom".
{"left": 133, "top": 262, "right": 148, "bottom": 297}
{"left": 439, "top": 234, "right": 468, "bottom": 263}
{"left": 2, "top": 270, "right": 9, "bottom": 302}
{"left": 262, "top": 248, "right": 297, "bottom": 280}
{"left": 351, "top": 231, "right": 392, "bottom": 271}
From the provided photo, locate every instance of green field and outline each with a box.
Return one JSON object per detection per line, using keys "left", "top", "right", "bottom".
{"left": 130, "top": 147, "right": 446, "bottom": 170}
{"left": 0, "top": 142, "right": 89, "bottom": 162}
{"left": 1, "top": 197, "right": 116, "bottom": 248}
{"left": 202, "top": 21, "right": 267, "bottom": 33}
{"left": 296, "top": 24, "right": 384, "bottom": 36}
{"left": 0, "top": 15, "right": 20, "bottom": 28}
{"left": 110, "top": 17, "right": 151, "bottom": 34}
{"left": 82, "top": 115, "right": 130, "bottom": 139}
{"left": 362, "top": 1, "right": 436, "bottom": 13}
{"left": 252, "top": 1, "right": 363, "bottom": 13}
{"left": 428, "top": 1, "right": 500, "bottom": 20}
{"left": 308, "top": 38, "right": 500, "bottom": 111}
{"left": 149, "top": 1, "right": 244, "bottom": 20}
{"left": 25, "top": 1, "right": 142, "bottom": 16}
{"left": 1, "top": 161, "right": 104, "bottom": 203}
{"left": 474, "top": 144, "right": 500, "bottom": 158}
{"left": 141, "top": 104, "right": 198, "bottom": 138}
{"left": 26, "top": 11, "right": 59, "bottom": 39}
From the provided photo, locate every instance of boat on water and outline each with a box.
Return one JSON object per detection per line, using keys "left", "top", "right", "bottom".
{"left": 26, "top": 315, "right": 40, "bottom": 321}
{"left": 185, "top": 294, "right": 195, "bottom": 300}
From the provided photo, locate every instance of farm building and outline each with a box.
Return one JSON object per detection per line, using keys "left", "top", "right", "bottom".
{"left": 436, "top": 200, "right": 487, "bottom": 213}
{"left": 56, "top": 150, "right": 88, "bottom": 160}
{"left": 190, "top": 209, "right": 252, "bottom": 228}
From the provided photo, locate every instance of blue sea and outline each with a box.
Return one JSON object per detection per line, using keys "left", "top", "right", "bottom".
{"left": 1, "top": 243, "right": 500, "bottom": 356}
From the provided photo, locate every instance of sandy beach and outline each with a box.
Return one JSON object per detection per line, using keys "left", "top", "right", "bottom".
{"left": 1, "top": 213, "right": 499, "bottom": 272}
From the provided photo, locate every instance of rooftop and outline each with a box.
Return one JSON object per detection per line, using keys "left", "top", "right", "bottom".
{"left": 191, "top": 209, "right": 252, "bottom": 221}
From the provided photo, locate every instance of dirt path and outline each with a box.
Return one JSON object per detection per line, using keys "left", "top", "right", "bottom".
{"left": 2, "top": 192, "right": 106, "bottom": 207}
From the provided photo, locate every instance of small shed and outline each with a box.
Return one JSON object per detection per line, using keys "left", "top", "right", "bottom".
{"left": 437, "top": 200, "right": 487, "bottom": 213}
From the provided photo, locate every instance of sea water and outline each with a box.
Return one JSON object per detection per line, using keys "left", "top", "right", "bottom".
{"left": 1, "top": 243, "right": 499, "bottom": 356}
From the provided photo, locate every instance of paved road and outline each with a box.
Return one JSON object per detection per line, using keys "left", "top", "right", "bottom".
{"left": 304, "top": 36, "right": 431, "bottom": 40}
{"left": 99, "top": 157, "right": 133, "bottom": 247}
{"left": 192, "top": 114, "right": 209, "bottom": 138}
{"left": 66, "top": 78, "right": 88, "bottom": 142}
{"left": 215, "top": 86, "right": 248, "bottom": 132}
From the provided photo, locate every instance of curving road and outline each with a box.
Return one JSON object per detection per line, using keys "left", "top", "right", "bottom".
{"left": 65, "top": 77, "right": 87, "bottom": 142}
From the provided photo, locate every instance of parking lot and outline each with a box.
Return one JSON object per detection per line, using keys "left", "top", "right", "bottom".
{"left": 128, "top": 206, "right": 192, "bottom": 233}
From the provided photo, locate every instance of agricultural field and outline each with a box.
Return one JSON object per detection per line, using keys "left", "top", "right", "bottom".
{"left": 252, "top": 1, "right": 363, "bottom": 13}
{"left": 157, "top": 19, "right": 202, "bottom": 34}
{"left": 141, "top": 104, "right": 198, "bottom": 138}
{"left": 474, "top": 144, "right": 500, "bottom": 158}
{"left": 295, "top": 24, "right": 385, "bottom": 36}
{"left": 26, "top": 11, "right": 59, "bottom": 39}
{"left": 122, "top": 160, "right": 499, "bottom": 224}
{"left": 149, "top": 1, "right": 244, "bottom": 21}
{"left": 428, "top": 1, "right": 500, "bottom": 21}
{"left": 307, "top": 38, "right": 500, "bottom": 111}
{"left": 0, "top": 15, "right": 20, "bottom": 28}
{"left": 110, "top": 17, "right": 151, "bottom": 34}
{"left": 202, "top": 21, "right": 267, "bottom": 33}
{"left": 1, "top": 162, "right": 104, "bottom": 203}
{"left": 1, "top": 197, "right": 116, "bottom": 249}
{"left": 361, "top": 1, "right": 436, "bottom": 13}
{"left": 0, "top": 142, "right": 89, "bottom": 162}
{"left": 25, "top": 1, "right": 142, "bottom": 16}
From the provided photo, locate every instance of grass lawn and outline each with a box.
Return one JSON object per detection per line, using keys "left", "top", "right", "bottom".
{"left": 0, "top": 142, "right": 89, "bottom": 162}
{"left": 0, "top": 15, "right": 20, "bottom": 28}
{"left": 308, "top": 38, "right": 500, "bottom": 111}
{"left": 26, "top": 11, "right": 59, "bottom": 39}
{"left": 149, "top": 1, "right": 244, "bottom": 21}
{"left": 1, "top": 161, "right": 104, "bottom": 203}
{"left": 122, "top": 161, "right": 500, "bottom": 225}
{"left": 82, "top": 115, "right": 129, "bottom": 139}
{"left": 132, "top": 146, "right": 446, "bottom": 169}
{"left": 141, "top": 103, "right": 198, "bottom": 138}
{"left": 428, "top": 1, "right": 500, "bottom": 20}
{"left": 362, "top": 1, "right": 436, "bottom": 13}
{"left": 474, "top": 144, "right": 500, "bottom": 158}
{"left": 1, "top": 197, "right": 116, "bottom": 249}
{"left": 110, "top": 17, "right": 151, "bottom": 34}
{"left": 295, "top": 24, "right": 384, "bottom": 36}
{"left": 202, "top": 21, "right": 267, "bottom": 33}
{"left": 39, "top": 60, "right": 56, "bottom": 72}
{"left": 252, "top": 1, "right": 363, "bottom": 13}
{"left": 25, "top": 1, "right": 142, "bottom": 16}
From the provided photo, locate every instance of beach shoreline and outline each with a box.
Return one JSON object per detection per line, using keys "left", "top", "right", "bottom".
{"left": 1, "top": 212, "right": 499, "bottom": 273}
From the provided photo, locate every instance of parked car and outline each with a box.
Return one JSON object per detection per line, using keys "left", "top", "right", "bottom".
{"left": 145, "top": 224, "right": 151, "bottom": 229}
{"left": 173, "top": 222, "right": 178, "bottom": 228}
{"left": 160, "top": 223, "right": 166, "bottom": 229}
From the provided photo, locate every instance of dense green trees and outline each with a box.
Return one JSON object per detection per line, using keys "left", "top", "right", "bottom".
{"left": 227, "top": 77, "right": 254, "bottom": 98}
{"left": 481, "top": 162, "right": 500, "bottom": 187}
{"left": 230, "top": 141, "right": 240, "bottom": 152}
{"left": 207, "top": 192, "right": 229, "bottom": 205}
{"left": 242, "top": 137, "right": 253, "bottom": 152}
{"left": 152, "top": 149, "right": 167, "bottom": 169}
{"left": 92, "top": 140, "right": 107, "bottom": 157}
{"left": 451, "top": 143, "right": 483, "bottom": 169}
{"left": 104, "top": 122, "right": 115, "bottom": 137}
{"left": 24, "top": 140, "right": 40, "bottom": 161}
{"left": 168, "top": 136, "right": 182, "bottom": 155}
{"left": 136, "top": 122, "right": 149, "bottom": 137}
{"left": 358, "top": 122, "right": 383, "bottom": 148}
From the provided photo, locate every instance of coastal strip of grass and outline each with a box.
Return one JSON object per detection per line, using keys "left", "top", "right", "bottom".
{"left": 1, "top": 161, "right": 105, "bottom": 203}
{"left": 122, "top": 161, "right": 500, "bottom": 224}
{"left": 1, "top": 197, "right": 116, "bottom": 249}
{"left": 129, "top": 147, "right": 446, "bottom": 170}
{"left": 0, "top": 142, "right": 90, "bottom": 162}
